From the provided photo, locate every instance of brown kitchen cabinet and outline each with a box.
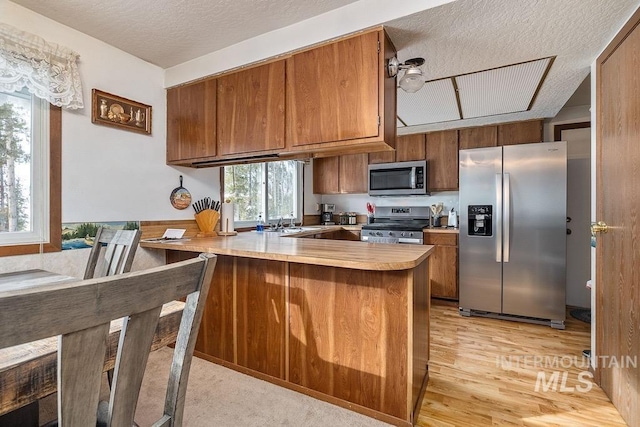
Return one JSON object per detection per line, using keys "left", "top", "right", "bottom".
{"left": 304, "top": 229, "right": 361, "bottom": 240}
{"left": 217, "top": 61, "right": 286, "bottom": 156}
{"left": 286, "top": 29, "right": 397, "bottom": 155}
{"left": 235, "top": 257, "right": 287, "bottom": 379}
{"left": 166, "top": 251, "right": 235, "bottom": 363}
{"left": 368, "top": 150, "right": 396, "bottom": 164}
{"left": 313, "top": 153, "right": 368, "bottom": 194}
{"left": 167, "top": 252, "right": 286, "bottom": 379}
{"left": 312, "top": 157, "right": 339, "bottom": 194}
{"left": 424, "top": 233, "right": 458, "bottom": 300}
{"left": 369, "top": 133, "right": 426, "bottom": 164}
{"left": 426, "top": 130, "right": 459, "bottom": 191}
{"left": 459, "top": 126, "right": 497, "bottom": 150}
{"left": 497, "top": 120, "right": 543, "bottom": 145}
{"left": 166, "top": 79, "right": 217, "bottom": 164}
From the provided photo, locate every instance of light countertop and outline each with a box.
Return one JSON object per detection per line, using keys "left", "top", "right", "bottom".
{"left": 422, "top": 227, "right": 459, "bottom": 234}
{"left": 141, "top": 229, "right": 433, "bottom": 271}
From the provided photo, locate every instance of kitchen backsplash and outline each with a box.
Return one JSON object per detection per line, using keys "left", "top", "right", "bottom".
{"left": 317, "top": 192, "right": 459, "bottom": 216}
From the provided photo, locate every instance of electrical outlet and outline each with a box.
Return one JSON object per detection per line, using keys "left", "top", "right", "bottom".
{"left": 315, "top": 203, "right": 320, "bottom": 212}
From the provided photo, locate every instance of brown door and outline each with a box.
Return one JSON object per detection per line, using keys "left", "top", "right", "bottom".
{"left": 595, "top": 7, "right": 640, "bottom": 426}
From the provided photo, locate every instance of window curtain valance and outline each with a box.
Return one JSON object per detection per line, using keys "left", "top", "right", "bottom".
{"left": 0, "top": 22, "right": 83, "bottom": 109}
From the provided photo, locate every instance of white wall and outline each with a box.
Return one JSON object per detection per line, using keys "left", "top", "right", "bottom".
{"left": 543, "top": 105, "right": 591, "bottom": 141}
{"left": 1, "top": 0, "right": 219, "bottom": 273}
{"left": 303, "top": 162, "right": 322, "bottom": 215}
{"left": 320, "top": 191, "right": 459, "bottom": 217}
{"left": 2, "top": 0, "right": 220, "bottom": 224}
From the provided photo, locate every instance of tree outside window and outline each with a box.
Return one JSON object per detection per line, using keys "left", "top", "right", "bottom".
{"left": 224, "top": 160, "right": 302, "bottom": 225}
{"left": 0, "top": 91, "right": 31, "bottom": 233}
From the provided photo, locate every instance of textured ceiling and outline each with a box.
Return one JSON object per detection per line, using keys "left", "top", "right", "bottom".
{"left": 8, "top": 0, "right": 638, "bottom": 132}
{"left": 386, "top": 0, "right": 639, "bottom": 133}
{"left": 9, "top": 0, "right": 358, "bottom": 68}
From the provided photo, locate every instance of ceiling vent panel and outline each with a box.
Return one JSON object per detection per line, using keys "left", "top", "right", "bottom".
{"left": 397, "top": 78, "right": 460, "bottom": 126}
{"left": 456, "top": 57, "right": 552, "bottom": 119}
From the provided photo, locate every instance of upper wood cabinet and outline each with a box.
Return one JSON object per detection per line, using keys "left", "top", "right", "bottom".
{"left": 369, "top": 134, "right": 425, "bottom": 164}
{"left": 313, "top": 157, "right": 340, "bottom": 194}
{"left": 426, "top": 130, "right": 459, "bottom": 191}
{"left": 286, "top": 29, "right": 396, "bottom": 154}
{"left": 459, "top": 126, "right": 497, "bottom": 150}
{"left": 313, "top": 154, "right": 368, "bottom": 194}
{"left": 396, "top": 134, "right": 426, "bottom": 162}
{"left": 339, "top": 153, "right": 368, "bottom": 193}
{"left": 217, "top": 61, "right": 285, "bottom": 156}
{"left": 166, "top": 79, "right": 217, "bottom": 164}
{"left": 497, "top": 120, "right": 543, "bottom": 145}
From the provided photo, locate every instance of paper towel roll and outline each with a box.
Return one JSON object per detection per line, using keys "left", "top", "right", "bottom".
{"left": 220, "top": 202, "right": 235, "bottom": 233}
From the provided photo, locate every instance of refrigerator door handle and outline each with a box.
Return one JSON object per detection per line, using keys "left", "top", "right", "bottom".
{"left": 504, "top": 172, "right": 511, "bottom": 263}
{"left": 496, "top": 173, "right": 502, "bottom": 262}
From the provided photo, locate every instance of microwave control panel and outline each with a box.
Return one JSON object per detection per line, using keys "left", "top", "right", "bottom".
{"left": 415, "top": 167, "right": 424, "bottom": 188}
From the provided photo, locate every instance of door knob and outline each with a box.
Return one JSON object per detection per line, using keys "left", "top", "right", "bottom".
{"left": 590, "top": 221, "right": 608, "bottom": 234}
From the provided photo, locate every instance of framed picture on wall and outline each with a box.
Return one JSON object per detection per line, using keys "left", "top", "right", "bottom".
{"left": 91, "top": 89, "right": 152, "bottom": 135}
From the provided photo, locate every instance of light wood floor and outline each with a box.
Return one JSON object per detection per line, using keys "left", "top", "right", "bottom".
{"left": 417, "top": 303, "right": 627, "bottom": 426}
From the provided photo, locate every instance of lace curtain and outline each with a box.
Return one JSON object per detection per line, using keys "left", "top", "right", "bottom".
{"left": 0, "top": 22, "right": 83, "bottom": 109}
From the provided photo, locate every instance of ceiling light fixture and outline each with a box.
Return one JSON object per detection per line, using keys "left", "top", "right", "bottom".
{"left": 388, "top": 57, "right": 426, "bottom": 93}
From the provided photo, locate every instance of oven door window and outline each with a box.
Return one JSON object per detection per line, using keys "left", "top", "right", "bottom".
{"left": 370, "top": 168, "right": 413, "bottom": 190}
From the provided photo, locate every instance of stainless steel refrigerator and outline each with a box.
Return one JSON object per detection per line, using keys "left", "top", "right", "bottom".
{"left": 459, "top": 142, "right": 567, "bottom": 329}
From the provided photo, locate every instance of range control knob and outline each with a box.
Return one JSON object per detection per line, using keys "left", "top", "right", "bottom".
{"left": 401, "top": 232, "right": 405, "bottom": 237}
{"left": 388, "top": 231, "right": 393, "bottom": 237}
{"left": 376, "top": 231, "right": 383, "bottom": 237}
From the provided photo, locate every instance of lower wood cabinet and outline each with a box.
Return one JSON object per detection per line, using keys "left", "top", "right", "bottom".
{"left": 166, "top": 252, "right": 286, "bottom": 379}
{"left": 424, "top": 233, "right": 458, "bottom": 300}
{"left": 303, "top": 229, "right": 361, "bottom": 240}
{"left": 235, "top": 258, "right": 286, "bottom": 378}
{"left": 166, "top": 249, "right": 429, "bottom": 424}
{"left": 288, "top": 263, "right": 417, "bottom": 420}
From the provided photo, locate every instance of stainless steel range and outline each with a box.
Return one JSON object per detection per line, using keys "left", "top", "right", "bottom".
{"left": 361, "top": 206, "right": 430, "bottom": 245}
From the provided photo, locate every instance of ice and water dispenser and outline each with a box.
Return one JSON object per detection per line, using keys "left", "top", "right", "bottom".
{"left": 467, "top": 205, "right": 492, "bottom": 236}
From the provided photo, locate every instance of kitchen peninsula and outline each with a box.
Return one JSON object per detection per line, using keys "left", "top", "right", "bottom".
{"left": 141, "top": 231, "right": 433, "bottom": 426}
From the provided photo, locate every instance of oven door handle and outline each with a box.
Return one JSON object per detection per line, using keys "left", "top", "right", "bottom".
{"left": 410, "top": 167, "right": 417, "bottom": 189}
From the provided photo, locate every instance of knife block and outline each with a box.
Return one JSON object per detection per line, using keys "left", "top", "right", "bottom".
{"left": 194, "top": 209, "right": 219, "bottom": 237}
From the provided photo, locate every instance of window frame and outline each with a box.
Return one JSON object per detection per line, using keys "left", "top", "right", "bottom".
{"left": 0, "top": 105, "right": 61, "bottom": 256}
{"left": 221, "top": 160, "right": 304, "bottom": 229}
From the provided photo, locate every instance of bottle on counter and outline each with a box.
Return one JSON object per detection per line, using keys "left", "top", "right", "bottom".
{"left": 256, "top": 213, "right": 264, "bottom": 232}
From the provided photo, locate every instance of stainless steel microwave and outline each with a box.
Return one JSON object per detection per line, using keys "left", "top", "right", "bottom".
{"left": 368, "top": 160, "right": 428, "bottom": 196}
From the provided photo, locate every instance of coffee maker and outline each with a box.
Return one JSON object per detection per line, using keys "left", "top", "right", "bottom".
{"left": 321, "top": 203, "right": 336, "bottom": 225}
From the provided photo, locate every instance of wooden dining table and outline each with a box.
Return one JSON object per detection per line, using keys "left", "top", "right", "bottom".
{"left": 0, "top": 269, "right": 185, "bottom": 417}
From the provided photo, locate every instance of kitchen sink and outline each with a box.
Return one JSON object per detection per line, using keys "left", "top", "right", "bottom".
{"left": 261, "top": 226, "right": 322, "bottom": 234}
{"left": 281, "top": 227, "right": 322, "bottom": 234}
